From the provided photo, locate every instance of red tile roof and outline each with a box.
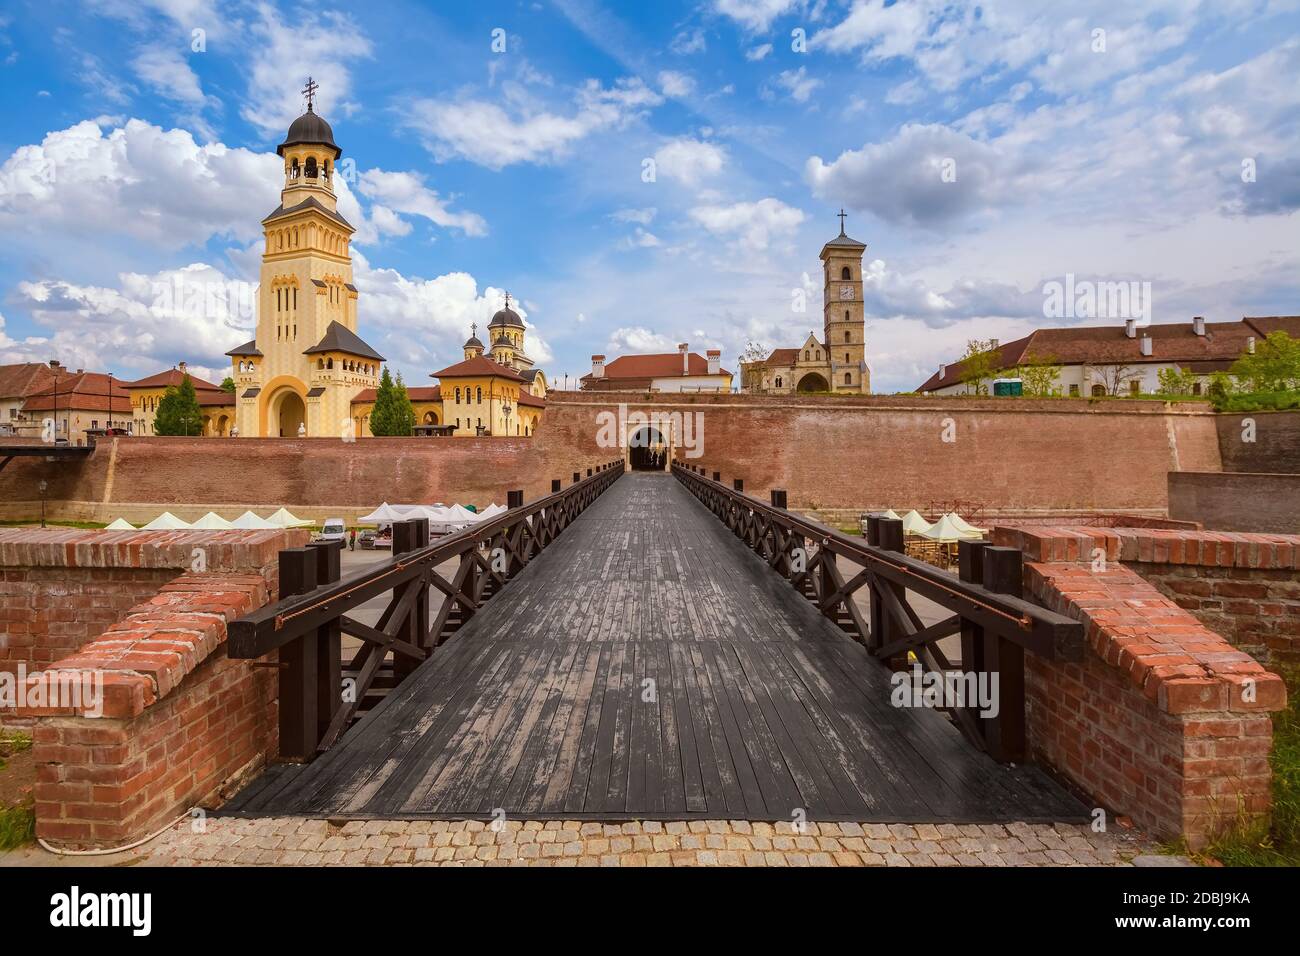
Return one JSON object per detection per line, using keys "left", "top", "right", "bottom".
{"left": 0, "top": 362, "right": 57, "bottom": 400}
{"left": 431, "top": 355, "right": 524, "bottom": 382}
{"left": 580, "top": 351, "right": 732, "bottom": 384}
{"left": 350, "top": 385, "right": 442, "bottom": 404}
{"left": 760, "top": 348, "right": 799, "bottom": 366}
{"left": 122, "top": 367, "right": 234, "bottom": 406}
{"left": 516, "top": 390, "right": 546, "bottom": 408}
{"left": 916, "top": 318, "right": 1284, "bottom": 392}
{"left": 20, "top": 371, "right": 132, "bottom": 414}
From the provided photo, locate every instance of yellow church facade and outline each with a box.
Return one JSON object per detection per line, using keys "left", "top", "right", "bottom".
{"left": 227, "top": 90, "right": 548, "bottom": 439}
{"left": 740, "top": 214, "right": 872, "bottom": 395}
{"left": 227, "top": 96, "right": 384, "bottom": 438}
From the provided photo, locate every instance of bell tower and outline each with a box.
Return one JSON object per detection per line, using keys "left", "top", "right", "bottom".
{"left": 820, "top": 210, "right": 870, "bottom": 393}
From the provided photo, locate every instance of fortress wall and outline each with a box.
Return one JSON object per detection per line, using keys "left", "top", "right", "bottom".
{"left": 0, "top": 393, "right": 1222, "bottom": 521}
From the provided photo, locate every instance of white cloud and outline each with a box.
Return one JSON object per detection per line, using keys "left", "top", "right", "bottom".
{"left": 658, "top": 70, "right": 696, "bottom": 98}
{"left": 713, "top": 0, "right": 800, "bottom": 33}
{"left": 689, "top": 197, "right": 805, "bottom": 251}
{"left": 409, "top": 78, "right": 663, "bottom": 169}
{"left": 771, "top": 66, "right": 821, "bottom": 103}
{"left": 670, "top": 28, "right": 707, "bottom": 55}
{"left": 356, "top": 168, "right": 488, "bottom": 237}
{"left": 0, "top": 118, "right": 280, "bottom": 247}
{"left": 132, "top": 46, "right": 206, "bottom": 107}
{"left": 652, "top": 137, "right": 727, "bottom": 186}
{"left": 806, "top": 123, "right": 1028, "bottom": 226}
{"left": 9, "top": 262, "right": 254, "bottom": 377}
{"left": 239, "top": 6, "right": 373, "bottom": 138}
{"left": 745, "top": 43, "right": 773, "bottom": 61}
{"left": 611, "top": 207, "right": 657, "bottom": 225}
{"left": 884, "top": 78, "right": 924, "bottom": 105}
{"left": 606, "top": 326, "right": 678, "bottom": 353}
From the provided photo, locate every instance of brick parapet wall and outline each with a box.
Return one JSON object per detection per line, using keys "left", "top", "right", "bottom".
{"left": 993, "top": 526, "right": 1300, "bottom": 665}
{"left": 990, "top": 525, "right": 1289, "bottom": 846}
{"left": 0, "top": 527, "right": 304, "bottom": 848}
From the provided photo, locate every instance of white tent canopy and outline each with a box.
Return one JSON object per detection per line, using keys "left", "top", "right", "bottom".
{"left": 141, "top": 511, "right": 190, "bottom": 530}
{"left": 900, "top": 509, "right": 934, "bottom": 535}
{"left": 357, "top": 503, "right": 407, "bottom": 524}
{"left": 231, "top": 510, "right": 278, "bottom": 530}
{"left": 921, "top": 513, "right": 983, "bottom": 543}
{"left": 189, "top": 511, "right": 234, "bottom": 530}
{"left": 266, "top": 507, "right": 313, "bottom": 528}
{"left": 878, "top": 509, "right": 901, "bottom": 521}
{"left": 944, "top": 512, "right": 986, "bottom": 536}
{"left": 476, "top": 503, "right": 508, "bottom": 521}
{"left": 104, "top": 518, "right": 135, "bottom": 530}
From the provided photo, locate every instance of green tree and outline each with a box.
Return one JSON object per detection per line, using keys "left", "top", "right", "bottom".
{"left": 153, "top": 375, "right": 205, "bottom": 436}
{"left": 1230, "top": 331, "right": 1300, "bottom": 393}
{"left": 220, "top": 376, "right": 236, "bottom": 392}
{"left": 370, "top": 367, "right": 416, "bottom": 436}
{"left": 959, "top": 339, "right": 1001, "bottom": 395}
{"left": 1018, "top": 352, "right": 1062, "bottom": 397}
{"left": 1207, "top": 370, "right": 1234, "bottom": 401}
{"left": 1156, "top": 365, "right": 1198, "bottom": 395}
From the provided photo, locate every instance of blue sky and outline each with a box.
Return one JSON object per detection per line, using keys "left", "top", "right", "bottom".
{"left": 0, "top": 0, "right": 1297, "bottom": 392}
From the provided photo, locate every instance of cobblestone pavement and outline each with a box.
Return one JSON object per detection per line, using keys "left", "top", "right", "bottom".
{"left": 69, "top": 817, "right": 1167, "bottom": 867}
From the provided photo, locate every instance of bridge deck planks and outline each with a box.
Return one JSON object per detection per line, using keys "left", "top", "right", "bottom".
{"left": 224, "top": 473, "right": 1084, "bottom": 822}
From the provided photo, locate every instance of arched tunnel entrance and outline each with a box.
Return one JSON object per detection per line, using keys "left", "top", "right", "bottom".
{"left": 628, "top": 425, "right": 668, "bottom": 471}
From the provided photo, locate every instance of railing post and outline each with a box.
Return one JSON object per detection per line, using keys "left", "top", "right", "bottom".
{"left": 713, "top": 471, "right": 721, "bottom": 482}
{"left": 277, "top": 546, "right": 320, "bottom": 760}
{"left": 391, "top": 519, "right": 426, "bottom": 681}
{"left": 587, "top": 468, "right": 593, "bottom": 477}
{"left": 551, "top": 479, "right": 561, "bottom": 494}
{"left": 981, "top": 546, "right": 1027, "bottom": 763}
{"left": 770, "top": 489, "right": 787, "bottom": 509}
{"left": 957, "top": 539, "right": 988, "bottom": 743}
{"left": 875, "top": 517, "right": 905, "bottom": 662}
{"left": 307, "top": 539, "right": 342, "bottom": 747}
{"left": 573, "top": 472, "right": 580, "bottom": 484}
{"left": 507, "top": 489, "right": 524, "bottom": 508}
{"left": 733, "top": 478, "right": 743, "bottom": 492}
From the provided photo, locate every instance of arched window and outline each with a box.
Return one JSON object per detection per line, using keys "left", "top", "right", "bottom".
{"left": 841, "top": 266, "right": 851, "bottom": 280}
{"left": 844, "top": 331, "right": 851, "bottom": 342}
{"left": 844, "top": 311, "right": 850, "bottom": 321}
{"left": 844, "top": 372, "right": 852, "bottom": 385}
{"left": 326, "top": 358, "right": 333, "bottom": 369}
{"left": 455, "top": 387, "right": 462, "bottom": 403}
{"left": 317, "top": 359, "right": 324, "bottom": 369}
{"left": 305, "top": 157, "right": 317, "bottom": 179}
{"left": 476, "top": 387, "right": 482, "bottom": 403}
{"left": 290, "top": 159, "right": 299, "bottom": 180}
{"left": 1091, "top": 384, "right": 1106, "bottom": 397}
{"left": 775, "top": 376, "right": 783, "bottom": 388}
{"left": 845, "top": 352, "right": 850, "bottom": 362}
{"left": 803, "top": 350, "right": 809, "bottom": 361}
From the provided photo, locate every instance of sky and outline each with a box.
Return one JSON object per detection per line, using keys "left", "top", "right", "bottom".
{"left": 0, "top": 0, "right": 1297, "bottom": 393}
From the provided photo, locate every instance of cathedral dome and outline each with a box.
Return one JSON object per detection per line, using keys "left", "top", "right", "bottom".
{"left": 464, "top": 333, "right": 484, "bottom": 349}
{"left": 488, "top": 305, "right": 524, "bottom": 330}
{"left": 277, "top": 109, "right": 342, "bottom": 158}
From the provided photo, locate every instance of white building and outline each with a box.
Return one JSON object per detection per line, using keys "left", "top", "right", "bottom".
{"left": 917, "top": 316, "right": 1299, "bottom": 397}
{"left": 580, "top": 344, "right": 732, "bottom": 393}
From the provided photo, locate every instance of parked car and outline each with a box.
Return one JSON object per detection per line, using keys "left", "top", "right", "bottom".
{"left": 314, "top": 518, "right": 347, "bottom": 544}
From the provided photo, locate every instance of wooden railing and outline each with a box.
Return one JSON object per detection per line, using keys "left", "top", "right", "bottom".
{"left": 671, "top": 462, "right": 1083, "bottom": 762}
{"left": 228, "top": 461, "right": 625, "bottom": 759}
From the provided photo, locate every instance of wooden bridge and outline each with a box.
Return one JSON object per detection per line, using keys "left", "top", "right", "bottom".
{"left": 224, "top": 464, "right": 1086, "bottom": 823}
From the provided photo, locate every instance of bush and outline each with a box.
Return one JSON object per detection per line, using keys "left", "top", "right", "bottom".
{"left": 1211, "top": 391, "right": 1300, "bottom": 413}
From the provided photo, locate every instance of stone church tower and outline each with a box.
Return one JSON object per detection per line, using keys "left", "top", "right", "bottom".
{"left": 820, "top": 214, "right": 870, "bottom": 393}
{"left": 227, "top": 80, "right": 383, "bottom": 437}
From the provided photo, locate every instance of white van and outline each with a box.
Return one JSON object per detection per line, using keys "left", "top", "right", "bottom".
{"left": 316, "top": 518, "right": 347, "bottom": 544}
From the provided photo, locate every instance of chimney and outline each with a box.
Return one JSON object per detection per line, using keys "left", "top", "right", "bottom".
{"left": 678, "top": 343, "right": 689, "bottom": 375}
{"left": 989, "top": 338, "right": 998, "bottom": 348}
{"left": 1247, "top": 336, "right": 1256, "bottom": 354}
{"left": 1139, "top": 336, "right": 1153, "bottom": 357}
{"left": 590, "top": 355, "right": 605, "bottom": 378}
{"left": 48, "top": 359, "right": 62, "bottom": 370}
{"left": 1192, "top": 316, "right": 1206, "bottom": 336}
{"left": 178, "top": 361, "right": 188, "bottom": 373}
{"left": 706, "top": 349, "right": 721, "bottom": 376}
{"left": 1125, "top": 318, "right": 1136, "bottom": 338}
{"left": 939, "top": 362, "right": 947, "bottom": 380}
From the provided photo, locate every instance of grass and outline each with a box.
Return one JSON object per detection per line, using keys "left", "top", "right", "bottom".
{"left": 0, "top": 730, "right": 34, "bottom": 852}
{"left": 0, "top": 519, "right": 108, "bottom": 529}
{"left": 1185, "top": 665, "right": 1300, "bottom": 866}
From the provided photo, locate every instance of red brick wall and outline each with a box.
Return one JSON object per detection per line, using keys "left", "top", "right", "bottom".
{"left": 1169, "top": 471, "right": 1300, "bottom": 533}
{"left": 18, "top": 571, "right": 282, "bottom": 848}
{"left": 996, "top": 525, "right": 1300, "bottom": 666}
{"left": 992, "top": 525, "right": 1289, "bottom": 846}
{"left": 0, "top": 393, "right": 1221, "bottom": 519}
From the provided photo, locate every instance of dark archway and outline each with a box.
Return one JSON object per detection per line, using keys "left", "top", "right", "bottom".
{"left": 796, "top": 372, "right": 830, "bottom": 393}
{"left": 629, "top": 425, "right": 667, "bottom": 471}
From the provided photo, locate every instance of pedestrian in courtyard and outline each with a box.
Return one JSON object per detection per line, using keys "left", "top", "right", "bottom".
{"left": 349, "top": 528, "right": 356, "bottom": 551}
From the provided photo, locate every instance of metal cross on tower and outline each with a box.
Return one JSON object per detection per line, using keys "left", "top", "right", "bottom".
{"left": 302, "top": 76, "right": 319, "bottom": 112}
{"left": 837, "top": 208, "right": 848, "bottom": 234}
